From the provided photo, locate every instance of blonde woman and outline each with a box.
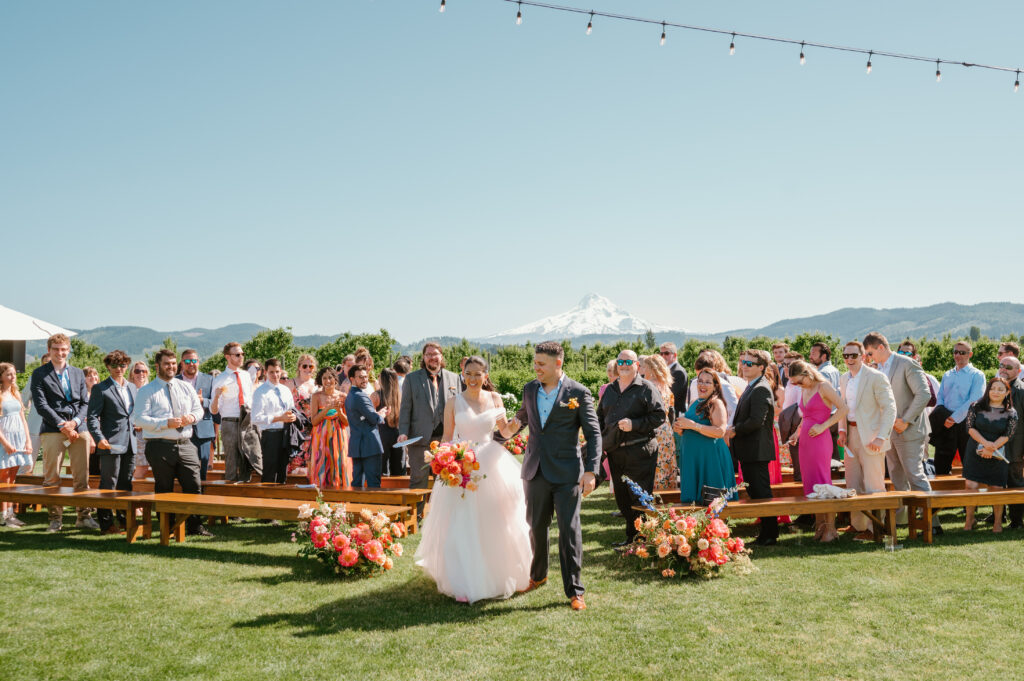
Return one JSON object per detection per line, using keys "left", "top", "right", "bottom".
{"left": 640, "top": 354, "right": 678, "bottom": 491}
{"left": 129, "top": 361, "right": 152, "bottom": 480}
{"left": 283, "top": 353, "right": 318, "bottom": 474}
{"left": 0, "top": 363, "right": 32, "bottom": 526}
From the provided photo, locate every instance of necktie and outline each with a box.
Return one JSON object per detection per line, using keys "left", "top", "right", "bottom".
{"left": 59, "top": 370, "right": 71, "bottom": 402}
{"left": 429, "top": 373, "right": 439, "bottom": 408}
{"left": 166, "top": 383, "right": 184, "bottom": 434}
{"left": 235, "top": 371, "right": 245, "bottom": 407}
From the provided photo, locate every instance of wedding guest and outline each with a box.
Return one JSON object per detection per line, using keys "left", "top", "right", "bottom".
{"left": 346, "top": 364, "right": 388, "bottom": 488}
{"left": 244, "top": 359, "right": 264, "bottom": 389}
{"left": 674, "top": 368, "right": 736, "bottom": 504}
{"left": 863, "top": 332, "right": 936, "bottom": 528}
{"left": 252, "top": 358, "right": 297, "bottom": 484}
{"left": 639, "top": 354, "right": 678, "bottom": 491}
{"left": 309, "top": 367, "right": 349, "bottom": 488}
{"left": 337, "top": 353, "right": 358, "bottom": 395}
{"left": 83, "top": 366, "right": 100, "bottom": 473}
{"left": 375, "top": 368, "right": 403, "bottom": 475}
{"left": 32, "top": 333, "right": 97, "bottom": 532}
{"left": 20, "top": 351, "right": 49, "bottom": 475}
{"left": 393, "top": 356, "right": 412, "bottom": 392}
{"left": 772, "top": 342, "right": 790, "bottom": 384}
{"left": 688, "top": 352, "right": 739, "bottom": 424}
{"left": 0, "top": 363, "right": 32, "bottom": 527}
{"left": 838, "top": 341, "right": 896, "bottom": 541}
{"left": 963, "top": 376, "right": 1017, "bottom": 533}
{"left": 283, "top": 353, "right": 317, "bottom": 473}
{"left": 786, "top": 360, "right": 847, "bottom": 541}
{"left": 598, "top": 359, "right": 617, "bottom": 400}
{"left": 211, "top": 342, "right": 256, "bottom": 482}
{"left": 712, "top": 351, "right": 747, "bottom": 399}
{"left": 598, "top": 350, "right": 666, "bottom": 546}
{"left": 809, "top": 342, "right": 841, "bottom": 391}
{"left": 398, "top": 342, "right": 460, "bottom": 512}
{"left": 781, "top": 351, "right": 804, "bottom": 409}
{"left": 999, "top": 341, "right": 1020, "bottom": 359}
{"left": 129, "top": 362, "right": 151, "bottom": 480}
{"left": 998, "top": 357, "right": 1024, "bottom": 528}
{"left": 931, "top": 341, "right": 986, "bottom": 475}
{"left": 176, "top": 349, "right": 215, "bottom": 480}
{"left": 87, "top": 350, "right": 137, "bottom": 534}
{"left": 726, "top": 349, "right": 779, "bottom": 546}
{"left": 131, "top": 349, "right": 212, "bottom": 537}
{"left": 659, "top": 342, "right": 689, "bottom": 412}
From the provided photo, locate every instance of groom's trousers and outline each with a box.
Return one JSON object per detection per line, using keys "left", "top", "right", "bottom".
{"left": 524, "top": 474, "right": 585, "bottom": 599}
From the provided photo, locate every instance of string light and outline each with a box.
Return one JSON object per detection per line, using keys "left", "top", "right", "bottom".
{"left": 439, "top": 0, "right": 445, "bottom": 13}
{"left": 488, "top": 1, "right": 1022, "bottom": 91}
{"left": 586, "top": 11, "right": 592, "bottom": 35}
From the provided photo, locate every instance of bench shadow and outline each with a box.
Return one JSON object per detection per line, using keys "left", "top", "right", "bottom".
{"left": 232, "top": 577, "right": 564, "bottom": 635}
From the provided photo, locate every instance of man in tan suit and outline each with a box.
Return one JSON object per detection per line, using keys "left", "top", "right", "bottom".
{"left": 838, "top": 340, "right": 896, "bottom": 540}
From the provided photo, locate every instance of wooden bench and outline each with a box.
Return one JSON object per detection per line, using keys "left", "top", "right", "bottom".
{"left": 0, "top": 484, "right": 154, "bottom": 543}
{"left": 637, "top": 491, "right": 907, "bottom": 545}
{"left": 903, "top": 489, "right": 1024, "bottom": 543}
{"left": 151, "top": 493, "right": 414, "bottom": 545}
{"left": 655, "top": 476, "right": 966, "bottom": 505}
{"left": 199, "top": 481, "right": 428, "bottom": 534}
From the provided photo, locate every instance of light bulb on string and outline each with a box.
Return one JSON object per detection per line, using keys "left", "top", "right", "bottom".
{"left": 935, "top": 60, "right": 941, "bottom": 82}
{"left": 586, "top": 12, "right": 593, "bottom": 35}
{"left": 729, "top": 33, "right": 735, "bottom": 55}
{"left": 799, "top": 42, "right": 806, "bottom": 66}
{"left": 660, "top": 22, "right": 666, "bottom": 46}
{"left": 439, "top": 0, "right": 445, "bottom": 13}
{"left": 866, "top": 51, "right": 873, "bottom": 75}
{"left": 515, "top": 1, "right": 522, "bottom": 25}
{"left": 1015, "top": 70, "right": 1020, "bottom": 93}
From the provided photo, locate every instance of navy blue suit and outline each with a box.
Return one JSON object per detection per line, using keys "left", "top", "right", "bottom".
{"left": 87, "top": 377, "right": 136, "bottom": 530}
{"left": 177, "top": 372, "right": 215, "bottom": 480}
{"left": 345, "top": 386, "right": 384, "bottom": 488}
{"left": 31, "top": 363, "right": 89, "bottom": 434}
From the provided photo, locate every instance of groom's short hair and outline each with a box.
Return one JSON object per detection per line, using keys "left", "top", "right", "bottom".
{"left": 535, "top": 341, "right": 564, "bottom": 360}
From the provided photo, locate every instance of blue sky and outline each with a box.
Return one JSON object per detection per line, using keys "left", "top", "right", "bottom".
{"left": 2, "top": 2, "right": 1021, "bottom": 341}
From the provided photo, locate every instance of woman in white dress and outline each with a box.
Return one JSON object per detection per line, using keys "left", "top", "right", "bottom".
{"left": 415, "top": 356, "right": 532, "bottom": 603}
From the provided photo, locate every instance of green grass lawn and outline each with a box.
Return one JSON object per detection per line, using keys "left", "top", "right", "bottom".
{"left": 2, "top": 487, "right": 1022, "bottom": 681}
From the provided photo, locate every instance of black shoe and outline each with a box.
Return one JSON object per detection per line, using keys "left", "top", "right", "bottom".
{"left": 752, "top": 536, "right": 778, "bottom": 547}
{"left": 611, "top": 539, "right": 629, "bottom": 548}
{"left": 188, "top": 525, "right": 215, "bottom": 538}
{"left": 932, "top": 526, "right": 944, "bottom": 536}
{"left": 1009, "top": 522, "right": 1023, "bottom": 530}
{"left": 610, "top": 510, "right": 623, "bottom": 518}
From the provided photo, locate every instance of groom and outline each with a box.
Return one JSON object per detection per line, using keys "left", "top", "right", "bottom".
{"left": 512, "top": 341, "right": 601, "bottom": 611}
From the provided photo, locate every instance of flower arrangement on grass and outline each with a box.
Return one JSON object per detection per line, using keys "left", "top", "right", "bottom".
{"left": 503, "top": 432, "right": 528, "bottom": 456}
{"left": 425, "top": 440, "right": 484, "bottom": 494}
{"left": 621, "top": 476, "right": 753, "bottom": 579}
{"left": 294, "top": 498, "right": 406, "bottom": 578}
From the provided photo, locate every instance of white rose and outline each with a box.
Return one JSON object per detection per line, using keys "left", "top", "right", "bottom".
{"left": 697, "top": 538, "right": 710, "bottom": 550}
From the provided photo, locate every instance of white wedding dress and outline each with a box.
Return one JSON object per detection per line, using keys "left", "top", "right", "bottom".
{"left": 415, "top": 393, "right": 532, "bottom": 603}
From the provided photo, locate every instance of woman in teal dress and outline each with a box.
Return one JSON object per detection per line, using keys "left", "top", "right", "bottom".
{"left": 674, "top": 368, "right": 736, "bottom": 504}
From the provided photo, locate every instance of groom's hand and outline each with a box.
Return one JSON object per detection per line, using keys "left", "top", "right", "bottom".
{"left": 579, "top": 472, "right": 596, "bottom": 497}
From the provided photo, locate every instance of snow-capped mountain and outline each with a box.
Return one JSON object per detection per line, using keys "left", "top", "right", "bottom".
{"left": 481, "top": 294, "right": 680, "bottom": 343}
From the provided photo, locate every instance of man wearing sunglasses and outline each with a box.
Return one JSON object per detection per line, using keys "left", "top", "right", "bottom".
{"left": 930, "top": 341, "right": 985, "bottom": 475}
{"left": 211, "top": 342, "right": 257, "bottom": 482}
{"left": 176, "top": 349, "right": 215, "bottom": 480}
{"left": 998, "top": 357, "right": 1024, "bottom": 528}
{"left": 659, "top": 342, "right": 689, "bottom": 413}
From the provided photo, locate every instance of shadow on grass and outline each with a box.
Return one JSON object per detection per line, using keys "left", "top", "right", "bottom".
{"left": 232, "top": 577, "right": 565, "bottom": 635}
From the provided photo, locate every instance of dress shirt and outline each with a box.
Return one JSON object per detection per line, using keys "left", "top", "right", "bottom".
{"left": 845, "top": 370, "right": 861, "bottom": 422}
{"left": 211, "top": 368, "right": 254, "bottom": 418}
{"left": 938, "top": 363, "right": 986, "bottom": 423}
{"left": 131, "top": 377, "right": 203, "bottom": 440}
{"left": 252, "top": 381, "right": 295, "bottom": 431}
{"left": 875, "top": 355, "right": 894, "bottom": 379}
{"left": 782, "top": 382, "right": 802, "bottom": 410}
{"left": 536, "top": 376, "right": 564, "bottom": 428}
{"left": 53, "top": 365, "right": 81, "bottom": 427}
{"left": 818, "top": 361, "right": 841, "bottom": 391}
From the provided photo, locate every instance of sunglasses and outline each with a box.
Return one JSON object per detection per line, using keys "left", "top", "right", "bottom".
{"left": 842, "top": 353, "right": 861, "bottom": 359}
{"left": 616, "top": 359, "right": 635, "bottom": 366}
{"left": 1000, "top": 364, "right": 1015, "bottom": 370}
{"left": 897, "top": 350, "right": 913, "bottom": 356}
{"left": 953, "top": 350, "right": 969, "bottom": 356}
{"left": 182, "top": 359, "right": 198, "bottom": 365}
{"left": 133, "top": 369, "right": 148, "bottom": 374}
{"left": 300, "top": 364, "right": 314, "bottom": 369}
{"left": 696, "top": 380, "right": 715, "bottom": 386}
{"left": 739, "top": 360, "right": 759, "bottom": 367}
{"left": 228, "top": 352, "right": 244, "bottom": 357}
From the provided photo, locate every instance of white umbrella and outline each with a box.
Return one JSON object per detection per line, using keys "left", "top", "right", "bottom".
{"left": 0, "top": 304, "right": 76, "bottom": 341}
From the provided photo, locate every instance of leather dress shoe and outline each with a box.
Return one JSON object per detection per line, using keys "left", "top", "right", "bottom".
{"left": 570, "top": 596, "right": 587, "bottom": 611}
{"left": 188, "top": 525, "right": 215, "bottom": 538}
{"left": 611, "top": 539, "right": 629, "bottom": 548}
{"left": 518, "top": 577, "right": 546, "bottom": 593}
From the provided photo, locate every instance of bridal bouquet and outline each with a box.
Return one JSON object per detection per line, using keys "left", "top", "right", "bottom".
{"left": 426, "top": 440, "right": 484, "bottom": 493}
{"left": 621, "top": 476, "right": 753, "bottom": 580}
{"left": 293, "top": 498, "right": 406, "bottom": 578}
{"left": 503, "top": 433, "right": 527, "bottom": 456}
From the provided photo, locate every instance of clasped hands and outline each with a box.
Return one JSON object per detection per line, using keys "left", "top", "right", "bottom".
{"left": 58, "top": 421, "right": 79, "bottom": 442}
{"left": 978, "top": 440, "right": 998, "bottom": 459}
{"left": 166, "top": 414, "right": 194, "bottom": 429}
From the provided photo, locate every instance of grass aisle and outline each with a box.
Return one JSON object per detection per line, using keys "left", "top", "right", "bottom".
{"left": 1, "top": 488, "right": 1022, "bottom": 681}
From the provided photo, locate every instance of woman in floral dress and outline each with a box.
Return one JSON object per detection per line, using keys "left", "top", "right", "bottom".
{"left": 640, "top": 355, "right": 679, "bottom": 491}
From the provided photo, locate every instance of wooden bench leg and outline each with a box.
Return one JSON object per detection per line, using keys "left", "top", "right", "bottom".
{"left": 160, "top": 512, "right": 171, "bottom": 546}
{"left": 126, "top": 505, "right": 140, "bottom": 544}
{"left": 907, "top": 504, "right": 921, "bottom": 540}
{"left": 173, "top": 515, "right": 187, "bottom": 543}
{"left": 886, "top": 508, "right": 896, "bottom": 546}
{"left": 923, "top": 507, "right": 934, "bottom": 544}
{"left": 143, "top": 505, "right": 153, "bottom": 539}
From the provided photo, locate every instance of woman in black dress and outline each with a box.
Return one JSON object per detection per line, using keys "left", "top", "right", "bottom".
{"left": 373, "top": 368, "right": 403, "bottom": 476}
{"left": 963, "top": 376, "right": 1017, "bottom": 533}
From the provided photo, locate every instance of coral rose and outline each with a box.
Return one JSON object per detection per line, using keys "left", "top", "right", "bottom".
{"left": 709, "top": 518, "right": 730, "bottom": 538}
{"left": 332, "top": 533, "right": 351, "bottom": 551}
{"left": 392, "top": 542, "right": 403, "bottom": 557}
{"left": 311, "top": 533, "right": 327, "bottom": 549}
{"left": 677, "top": 541, "right": 691, "bottom": 557}
{"left": 656, "top": 542, "right": 671, "bottom": 559}
{"left": 362, "top": 539, "right": 386, "bottom": 565}
{"left": 634, "top": 517, "right": 644, "bottom": 531}
{"left": 338, "top": 547, "right": 359, "bottom": 567}
{"left": 391, "top": 522, "right": 405, "bottom": 538}
{"left": 635, "top": 546, "right": 649, "bottom": 559}
{"left": 383, "top": 557, "right": 394, "bottom": 570}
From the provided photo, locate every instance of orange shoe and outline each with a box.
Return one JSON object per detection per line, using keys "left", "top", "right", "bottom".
{"left": 570, "top": 596, "right": 586, "bottom": 611}
{"left": 519, "top": 577, "right": 547, "bottom": 593}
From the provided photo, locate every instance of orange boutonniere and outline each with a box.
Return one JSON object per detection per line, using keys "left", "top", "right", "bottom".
{"left": 567, "top": 397, "right": 579, "bottom": 410}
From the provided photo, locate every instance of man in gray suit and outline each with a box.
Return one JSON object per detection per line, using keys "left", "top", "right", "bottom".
{"left": 863, "top": 332, "right": 936, "bottom": 528}
{"left": 397, "top": 342, "right": 459, "bottom": 515}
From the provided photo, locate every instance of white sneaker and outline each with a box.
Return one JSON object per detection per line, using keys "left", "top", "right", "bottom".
{"left": 47, "top": 520, "right": 63, "bottom": 533}
{"left": 76, "top": 517, "right": 101, "bottom": 531}
{"left": 5, "top": 514, "right": 26, "bottom": 528}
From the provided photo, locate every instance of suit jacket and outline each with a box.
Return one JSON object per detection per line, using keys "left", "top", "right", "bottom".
{"left": 515, "top": 375, "right": 601, "bottom": 485}
{"left": 668, "top": 361, "right": 689, "bottom": 414}
{"left": 30, "top": 363, "right": 89, "bottom": 434}
{"left": 87, "top": 377, "right": 135, "bottom": 454}
{"left": 398, "top": 368, "right": 460, "bottom": 442}
{"left": 1007, "top": 377, "right": 1024, "bottom": 463}
{"left": 731, "top": 376, "right": 775, "bottom": 462}
{"left": 879, "top": 354, "right": 931, "bottom": 440}
{"left": 839, "top": 365, "right": 897, "bottom": 448}
{"left": 176, "top": 372, "right": 215, "bottom": 442}
{"left": 346, "top": 387, "right": 384, "bottom": 460}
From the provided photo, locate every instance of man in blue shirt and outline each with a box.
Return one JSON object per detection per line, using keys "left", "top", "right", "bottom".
{"left": 931, "top": 341, "right": 986, "bottom": 474}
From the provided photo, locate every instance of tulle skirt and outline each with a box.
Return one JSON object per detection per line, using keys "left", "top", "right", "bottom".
{"left": 415, "top": 440, "right": 532, "bottom": 603}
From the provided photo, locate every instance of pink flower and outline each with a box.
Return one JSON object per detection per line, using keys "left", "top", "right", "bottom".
{"left": 332, "top": 533, "right": 350, "bottom": 551}
{"left": 391, "top": 522, "right": 405, "bottom": 538}
{"left": 362, "top": 539, "right": 386, "bottom": 565}
{"left": 675, "top": 519, "right": 687, "bottom": 532}
{"left": 311, "top": 533, "right": 328, "bottom": 549}
{"left": 656, "top": 542, "right": 671, "bottom": 559}
{"left": 391, "top": 542, "right": 403, "bottom": 558}
{"left": 338, "top": 547, "right": 359, "bottom": 567}
{"left": 350, "top": 523, "right": 373, "bottom": 545}
{"left": 709, "top": 518, "right": 730, "bottom": 538}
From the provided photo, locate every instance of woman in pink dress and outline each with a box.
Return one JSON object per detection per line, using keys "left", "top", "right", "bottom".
{"left": 786, "top": 360, "right": 848, "bottom": 542}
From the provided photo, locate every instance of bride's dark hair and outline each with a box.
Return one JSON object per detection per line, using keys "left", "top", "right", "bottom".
{"left": 463, "top": 355, "right": 496, "bottom": 392}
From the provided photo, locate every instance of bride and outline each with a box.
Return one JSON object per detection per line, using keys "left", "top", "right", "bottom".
{"left": 415, "top": 355, "right": 532, "bottom": 603}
